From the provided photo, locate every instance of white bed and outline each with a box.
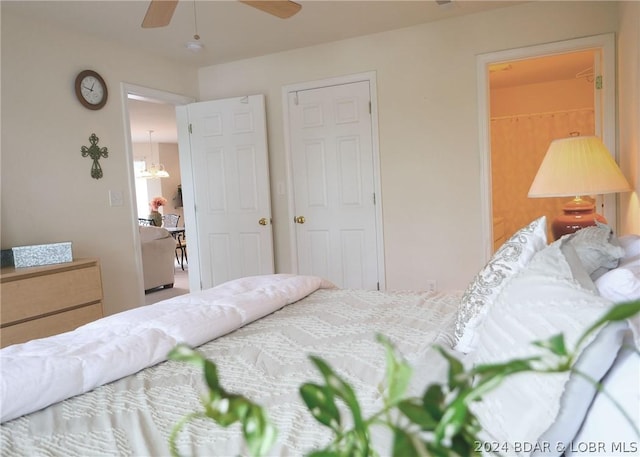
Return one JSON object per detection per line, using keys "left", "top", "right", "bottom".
{"left": 1, "top": 218, "right": 638, "bottom": 457}
{"left": 0, "top": 277, "right": 461, "bottom": 456}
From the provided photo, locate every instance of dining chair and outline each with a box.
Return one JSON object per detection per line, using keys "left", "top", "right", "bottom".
{"left": 162, "top": 214, "right": 180, "bottom": 228}
{"left": 138, "top": 218, "right": 156, "bottom": 226}
{"left": 175, "top": 232, "right": 187, "bottom": 270}
{"left": 162, "top": 214, "right": 186, "bottom": 269}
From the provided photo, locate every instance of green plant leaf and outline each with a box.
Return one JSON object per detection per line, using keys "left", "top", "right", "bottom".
{"left": 398, "top": 399, "right": 438, "bottom": 430}
{"left": 450, "top": 434, "right": 477, "bottom": 457}
{"left": 471, "top": 358, "right": 537, "bottom": 380}
{"left": 434, "top": 346, "right": 466, "bottom": 390}
{"left": 203, "top": 359, "right": 221, "bottom": 391}
{"left": 309, "top": 356, "right": 365, "bottom": 429}
{"left": 203, "top": 394, "right": 249, "bottom": 427}
{"left": 346, "top": 428, "right": 372, "bottom": 457}
{"left": 577, "top": 300, "right": 640, "bottom": 349}
{"left": 422, "top": 384, "right": 445, "bottom": 420}
{"left": 243, "top": 404, "right": 278, "bottom": 457}
{"left": 533, "top": 333, "right": 568, "bottom": 356}
{"left": 378, "top": 334, "right": 413, "bottom": 405}
{"left": 425, "top": 441, "right": 452, "bottom": 457}
{"left": 434, "top": 397, "right": 468, "bottom": 444}
{"left": 307, "top": 451, "right": 344, "bottom": 457}
{"left": 300, "top": 383, "right": 342, "bottom": 430}
{"left": 168, "top": 344, "right": 205, "bottom": 366}
{"left": 168, "top": 412, "right": 205, "bottom": 457}
{"left": 392, "top": 426, "right": 421, "bottom": 457}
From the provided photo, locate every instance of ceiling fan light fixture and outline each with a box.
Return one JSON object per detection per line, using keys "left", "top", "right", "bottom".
{"left": 186, "top": 40, "right": 204, "bottom": 52}
{"left": 184, "top": 0, "right": 204, "bottom": 52}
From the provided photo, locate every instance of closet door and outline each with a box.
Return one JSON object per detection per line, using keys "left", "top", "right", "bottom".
{"left": 287, "top": 80, "right": 380, "bottom": 289}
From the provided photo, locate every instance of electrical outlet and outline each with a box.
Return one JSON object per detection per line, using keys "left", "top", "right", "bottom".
{"left": 425, "top": 280, "right": 437, "bottom": 293}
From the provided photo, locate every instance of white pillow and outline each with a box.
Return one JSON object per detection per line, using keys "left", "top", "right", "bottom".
{"left": 454, "top": 216, "right": 547, "bottom": 353}
{"left": 598, "top": 254, "right": 640, "bottom": 348}
{"left": 618, "top": 234, "right": 640, "bottom": 259}
{"left": 532, "top": 321, "right": 629, "bottom": 457}
{"left": 469, "top": 239, "right": 613, "bottom": 454}
{"left": 564, "top": 333, "right": 640, "bottom": 457}
{"left": 595, "top": 257, "right": 640, "bottom": 302}
{"left": 560, "top": 241, "right": 598, "bottom": 294}
{"left": 565, "top": 223, "right": 624, "bottom": 279}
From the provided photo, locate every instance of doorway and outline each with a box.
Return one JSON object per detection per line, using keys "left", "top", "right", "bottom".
{"left": 489, "top": 50, "right": 597, "bottom": 248}
{"left": 122, "top": 84, "right": 195, "bottom": 303}
{"left": 477, "top": 34, "right": 616, "bottom": 260}
{"left": 128, "top": 99, "right": 184, "bottom": 224}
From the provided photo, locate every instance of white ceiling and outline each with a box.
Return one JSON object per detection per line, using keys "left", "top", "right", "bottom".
{"left": 4, "top": 1, "right": 522, "bottom": 68}
{"left": 11, "top": 1, "right": 593, "bottom": 145}
{"left": 127, "top": 98, "right": 181, "bottom": 144}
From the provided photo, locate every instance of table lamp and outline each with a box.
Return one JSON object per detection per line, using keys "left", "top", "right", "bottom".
{"left": 528, "top": 135, "right": 631, "bottom": 240}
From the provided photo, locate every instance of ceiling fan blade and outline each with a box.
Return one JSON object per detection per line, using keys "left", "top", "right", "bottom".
{"left": 142, "top": 0, "right": 179, "bottom": 28}
{"left": 239, "top": 1, "right": 302, "bottom": 19}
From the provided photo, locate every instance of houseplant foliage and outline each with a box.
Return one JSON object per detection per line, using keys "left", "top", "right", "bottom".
{"left": 168, "top": 300, "right": 640, "bottom": 457}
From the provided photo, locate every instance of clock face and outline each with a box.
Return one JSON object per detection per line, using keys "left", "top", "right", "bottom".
{"left": 80, "top": 76, "right": 104, "bottom": 105}
{"left": 75, "top": 70, "right": 107, "bottom": 110}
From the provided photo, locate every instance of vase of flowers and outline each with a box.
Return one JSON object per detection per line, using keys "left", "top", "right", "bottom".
{"left": 148, "top": 196, "right": 167, "bottom": 227}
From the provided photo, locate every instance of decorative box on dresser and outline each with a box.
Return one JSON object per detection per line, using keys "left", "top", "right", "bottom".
{"left": 0, "top": 258, "right": 104, "bottom": 348}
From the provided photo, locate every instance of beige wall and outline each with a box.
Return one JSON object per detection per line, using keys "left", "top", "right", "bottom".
{"left": 618, "top": 0, "right": 640, "bottom": 235}
{"left": 1, "top": 1, "right": 635, "bottom": 305}
{"left": 197, "top": 1, "right": 621, "bottom": 291}
{"left": 0, "top": 11, "right": 198, "bottom": 315}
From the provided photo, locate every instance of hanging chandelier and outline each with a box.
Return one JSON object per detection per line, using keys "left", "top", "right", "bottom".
{"left": 136, "top": 130, "right": 169, "bottom": 179}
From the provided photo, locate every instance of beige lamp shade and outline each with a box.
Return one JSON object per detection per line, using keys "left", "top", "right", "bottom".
{"left": 528, "top": 136, "right": 631, "bottom": 197}
{"left": 528, "top": 135, "right": 631, "bottom": 240}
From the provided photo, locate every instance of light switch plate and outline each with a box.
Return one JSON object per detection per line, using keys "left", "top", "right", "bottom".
{"left": 109, "top": 190, "right": 124, "bottom": 207}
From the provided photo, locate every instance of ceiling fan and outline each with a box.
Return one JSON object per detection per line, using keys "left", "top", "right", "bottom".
{"left": 142, "top": 0, "right": 302, "bottom": 28}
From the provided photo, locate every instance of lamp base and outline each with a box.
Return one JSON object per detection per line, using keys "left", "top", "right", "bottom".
{"left": 551, "top": 197, "right": 607, "bottom": 240}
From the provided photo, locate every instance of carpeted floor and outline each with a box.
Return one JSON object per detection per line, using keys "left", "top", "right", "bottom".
{"left": 144, "top": 261, "right": 190, "bottom": 305}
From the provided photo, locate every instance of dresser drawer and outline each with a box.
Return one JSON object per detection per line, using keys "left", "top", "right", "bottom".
{"left": 1, "top": 264, "right": 102, "bottom": 326}
{"left": 0, "top": 258, "right": 104, "bottom": 347}
{"left": 1, "top": 302, "right": 103, "bottom": 347}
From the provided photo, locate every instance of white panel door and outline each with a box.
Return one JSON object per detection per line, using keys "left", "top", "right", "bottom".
{"left": 180, "top": 95, "right": 274, "bottom": 289}
{"left": 288, "top": 81, "right": 379, "bottom": 289}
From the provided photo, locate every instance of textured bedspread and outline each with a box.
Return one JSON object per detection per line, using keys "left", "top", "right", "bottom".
{"left": 1, "top": 282, "right": 461, "bottom": 456}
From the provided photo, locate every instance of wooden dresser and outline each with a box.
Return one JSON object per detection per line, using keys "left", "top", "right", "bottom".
{"left": 0, "top": 258, "right": 104, "bottom": 348}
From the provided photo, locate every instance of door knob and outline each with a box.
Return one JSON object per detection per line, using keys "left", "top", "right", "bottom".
{"left": 295, "top": 216, "right": 306, "bottom": 224}
{"left": 258, "top": 217, "right": 269, "bottom": 226}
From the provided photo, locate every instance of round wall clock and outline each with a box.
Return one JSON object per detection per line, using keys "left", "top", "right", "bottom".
{"left": 74, "top": 70, "right": 108, "bottom": 110}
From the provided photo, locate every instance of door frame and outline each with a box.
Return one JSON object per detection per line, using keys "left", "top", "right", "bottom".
{"left": 477, "top": 33, "right": 616, "bottom": 262}
{"left": 281, "top": 71, "right": 386, "bottom": 289}
{"left": 120, "top": 83, "right": 195, "bottom": 300}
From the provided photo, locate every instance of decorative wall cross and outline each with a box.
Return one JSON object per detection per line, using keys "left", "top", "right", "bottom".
{"left": 81, "top": 133, "right": 109, "bottom": 179}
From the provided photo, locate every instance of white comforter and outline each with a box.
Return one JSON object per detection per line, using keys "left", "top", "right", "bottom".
{"left": 0, "top": 274, "right": 334, "bottom": 423}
